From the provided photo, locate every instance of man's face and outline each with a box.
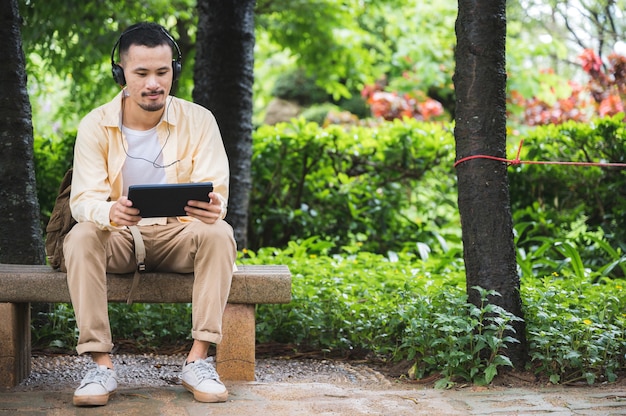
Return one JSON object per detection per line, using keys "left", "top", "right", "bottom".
{"left": 120, "top": 44, "right": 174, "bottom": 113}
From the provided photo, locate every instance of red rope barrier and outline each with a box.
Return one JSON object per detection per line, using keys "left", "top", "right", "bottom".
{"left": 453, "top": 139, "right": 626, "bottom": 169}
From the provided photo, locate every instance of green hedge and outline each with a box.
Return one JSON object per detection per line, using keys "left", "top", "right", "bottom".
{"left": 34, "top": 116, "right": 626, "bottom": 262}
{"left": 248, "top": 118, "right": 458, "bottom": 254}
{"left": 33, "top": 131, "right": 75, "bottom": 224}
{"left": 508, "top": 114, "right": 626, "bottom": 278}
{"left": 509, "top": 114, "right": 626, "bottom": 232}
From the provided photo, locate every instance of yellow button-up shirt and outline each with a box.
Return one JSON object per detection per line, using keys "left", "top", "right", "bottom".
{"left": 70, "top": 91, "right": 229, "bottom": 230}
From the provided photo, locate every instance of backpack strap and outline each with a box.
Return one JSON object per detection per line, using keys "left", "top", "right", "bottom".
{"left": 126, "top": 225, "right": 146, "bottom": 304}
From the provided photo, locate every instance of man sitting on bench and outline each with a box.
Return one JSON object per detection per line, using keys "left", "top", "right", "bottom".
{"left": 65, "top": 22, "right": 236, "bottom": 407}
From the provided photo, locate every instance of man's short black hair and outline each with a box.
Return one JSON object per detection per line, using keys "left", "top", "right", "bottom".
{"left": 118, "top": 22, "right": 176, "bottom": 60}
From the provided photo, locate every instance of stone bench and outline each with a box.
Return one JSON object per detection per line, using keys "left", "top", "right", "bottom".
{"left": 0, "top": 263, "right": 291, "bottom": 389}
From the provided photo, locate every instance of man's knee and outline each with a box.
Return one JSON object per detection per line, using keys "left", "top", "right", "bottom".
{"left": 67, "top": 221, "right": 97, "bottom": 235}
{"left": 64, "top": 222, "right": 107, "bottom": 255}
{"left": 190, "top": 221, "right": 236, "bottom": 250}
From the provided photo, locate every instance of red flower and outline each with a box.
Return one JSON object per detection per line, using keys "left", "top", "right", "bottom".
{"left": 599, "top": 94, "right": 624, "bottom": 117}
{"left": 579, "top": 49, "right": 603, "bottom": 74}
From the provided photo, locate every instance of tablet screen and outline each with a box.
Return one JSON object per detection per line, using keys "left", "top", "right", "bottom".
{"left": 128, "top": 182, "right": 214, "bottom": 218}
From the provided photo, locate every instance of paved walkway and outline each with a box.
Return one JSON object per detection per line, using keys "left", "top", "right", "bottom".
{"left": 2, "top": 355, "right": 625, "bottom": 415}
{"left": 2, "top": 382, "right": 626, "bottom": 415}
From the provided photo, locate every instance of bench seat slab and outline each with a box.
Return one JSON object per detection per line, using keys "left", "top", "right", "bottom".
{"left": 0, "top": 263, "right": 291, "bottom": 389}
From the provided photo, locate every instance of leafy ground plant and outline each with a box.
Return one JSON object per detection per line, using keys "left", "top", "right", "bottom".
{"left": 428, "top": 287, "right": 522, "bottom": 388}
{"left": 243, "top": 236, "right": 626, "bottom": 387}
{"left": 523, "top": 275, "right": 626, "bottom": 384}
{"left": 244, "top": 240, "right": 521, "bottom": 388}
{"left": 32, "top": 233, "right": 626, "bottom": 386}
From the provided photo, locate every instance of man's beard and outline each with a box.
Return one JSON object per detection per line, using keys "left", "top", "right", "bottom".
{"left": 139, "top": 90, "right": 166, "bottom": 112}
{"left": 139, "top": 101, "right": 166, "bottom": 112}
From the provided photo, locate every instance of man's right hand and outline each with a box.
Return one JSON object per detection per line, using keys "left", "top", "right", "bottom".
{"left": 109, "top": 196, "right": 142, "bottom": 226}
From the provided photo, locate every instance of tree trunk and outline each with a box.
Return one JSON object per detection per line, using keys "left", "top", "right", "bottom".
{"left": 454, "top": 0, "right": 527, "bottom": 367}
{"left": 193, "top": 0, "right": 255, "bottom": 248}
{"left": 0, "top": 0, "right": 45, "bottom": 264}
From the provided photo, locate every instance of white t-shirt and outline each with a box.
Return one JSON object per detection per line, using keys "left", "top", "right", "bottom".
{"left": 121, "top": 125, "right": 167, "bottom": 196}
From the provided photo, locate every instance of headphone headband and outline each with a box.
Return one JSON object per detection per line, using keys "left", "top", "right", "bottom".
{"left": 110, "top": 25, "right": 182, "bottom": 86}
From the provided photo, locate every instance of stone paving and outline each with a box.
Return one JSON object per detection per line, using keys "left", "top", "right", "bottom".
{"left": 2, "top": 355, "right": 626, "bottom": 415}
{"left": 3, "top": 379, "right": 626, "bottom": 415}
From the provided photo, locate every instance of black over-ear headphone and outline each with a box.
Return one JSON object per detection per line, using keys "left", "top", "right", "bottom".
{"left": 110, "top": 25, "right": 182, "bottom": 87}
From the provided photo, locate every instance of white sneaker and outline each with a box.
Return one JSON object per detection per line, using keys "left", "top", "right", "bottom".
{"left": 73, "top": 364, "right": 117, "bottom": 406}
{"left": 181, "top": 358, "right": 228, "bottom": 403}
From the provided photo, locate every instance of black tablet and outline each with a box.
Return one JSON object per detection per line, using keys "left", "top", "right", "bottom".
{"left": 127, "top": 182, "right": 214, "bottom": 218}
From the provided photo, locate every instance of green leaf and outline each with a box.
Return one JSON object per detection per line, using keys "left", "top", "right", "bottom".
{"left": 484, "top": 364, "right": 498, "bottom": 384}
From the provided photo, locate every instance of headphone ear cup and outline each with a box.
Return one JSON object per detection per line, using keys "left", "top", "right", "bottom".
{"left": 112, "top": 63, "right": 126, "bottom": 86}
{"left": 173, "top": 61, "right": 182, "bottom": 83}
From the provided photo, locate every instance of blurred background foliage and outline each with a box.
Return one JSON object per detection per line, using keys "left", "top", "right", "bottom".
{"left": 21, "top": 0, "right": 625, "bottom": 129}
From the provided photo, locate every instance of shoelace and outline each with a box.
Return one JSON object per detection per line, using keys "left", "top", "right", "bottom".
{"left": 190, "top": 360, "right": 220, "bottom": 382}
{"left": 79, "top": 367, "right": 113, "bottom": 388}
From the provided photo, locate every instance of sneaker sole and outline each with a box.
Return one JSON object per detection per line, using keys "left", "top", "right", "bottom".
{"left": 73, "top": 391, "right": 115, "bottom": 406}
{"left": 182, "top": 381, "right": 228, "bottom": 403}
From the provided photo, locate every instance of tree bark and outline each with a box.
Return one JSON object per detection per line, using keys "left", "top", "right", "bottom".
{"left": 0, "top": 0, "right": 45, "bottom": 264}
{"left": 193, "top": 0, "right": 255, "bottom": 248}
{"left": 454, "top": 0, "right": 527, "bottom": 367}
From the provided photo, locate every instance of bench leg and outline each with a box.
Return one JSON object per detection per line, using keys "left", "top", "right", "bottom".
{"left": 0, "top": 303, "right": 31, "bottom": 389}
{"left": 216, "top": 303, "right": 255, "bottom": 381}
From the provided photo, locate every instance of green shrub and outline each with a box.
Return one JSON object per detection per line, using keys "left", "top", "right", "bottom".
{"left": 509, "top": 114, "right": 626, "bottom": 275}
{"left": 271, "top": 69, "right": 329, "bottom": 106}
{"left": 299, "top": 103, "right": 341, "bottom": 125}
{"left": 336, "top": 94, "right": 369, "bottom": 119}
{"left": 249, "top": 118, "right": 458, "bottom": 254}
{"left": 32, "top": 303, "right": 77, "bottom": 350}
{"left": 33, "top": 131, "right": 75, "bottom": 224}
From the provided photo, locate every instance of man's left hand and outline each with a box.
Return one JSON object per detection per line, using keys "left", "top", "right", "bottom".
{"left": 184, "top": 192, "right": 224, "bottom": 224}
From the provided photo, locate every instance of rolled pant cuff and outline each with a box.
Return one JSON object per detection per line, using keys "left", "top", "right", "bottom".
{"left": 192, "top": 330, "right": 222, "bottom": 345}
{"left": 76, "top": 341, "right": 114, "bottom": 355}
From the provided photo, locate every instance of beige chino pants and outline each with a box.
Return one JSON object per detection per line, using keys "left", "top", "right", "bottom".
{"left": 64, "top": 220, "right": 237, "bottom": 355}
